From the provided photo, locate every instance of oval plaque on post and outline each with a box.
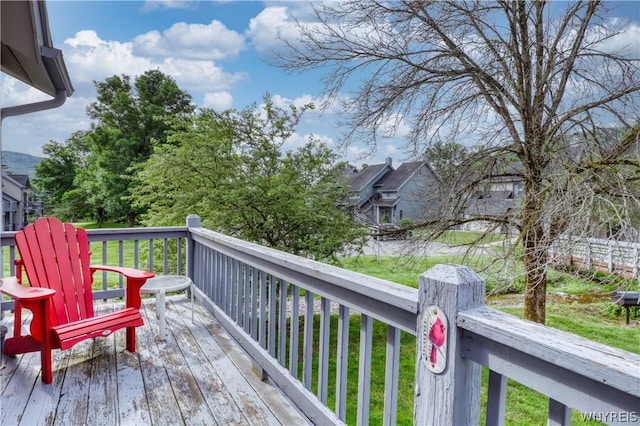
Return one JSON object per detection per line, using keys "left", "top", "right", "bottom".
{"left": 421, "top": 305, "right": 448, "bottom": 374}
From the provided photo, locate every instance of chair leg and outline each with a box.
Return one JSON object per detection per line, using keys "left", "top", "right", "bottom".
{"left": 41, "top": 341, "right": 52, "bottom": 384}
{"left": 126, "top": 326, "right": 136, "bottom": 352}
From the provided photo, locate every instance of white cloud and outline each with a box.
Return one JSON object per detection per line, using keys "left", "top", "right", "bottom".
{"left": 202, "top": 91, "right": 233, "bottom": 110}
{"left": 271, "top": 93, "right": 316, "bottom": 110}
{"left": 269, "top": 93, "right": 347, "bottom": 122}
{"left": 281, "top": 132, "right": 336, "bottom": 154}
{"left": 376, "top": 112, "right": 411, "bottom": 139}
{"left": 0, "top": 78, "right": 53, "bottom": 107}
{"left": 141, "top": 1, "right": 197, "bottom": 12}
{"left": 63, "top": 30, "right": 246, "bottom": 95}
{"left": 64, "top": 30, "right": 155, "bottom": 82}
{"left": 246, "top": 6, "right": 302, "bottom": 55}
{"left": 133, "top": 20, "right": 246, "bottom": 60}
{"left": 384, "top": 144, "right": 399, "bottom": 157}
{"left": 2, "top": 93, "right": 91, "bottom": 155}
{"left": 347, "top": 145, "right": 376, "bottom": 162}
{"left": 596, "top": 22, "right": 640, "bottom": 57}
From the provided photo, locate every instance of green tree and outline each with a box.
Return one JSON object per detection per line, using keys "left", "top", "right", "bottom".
{"left": 132, "top": 95, "right": 365, "bottom": 261}
{"left": 424, "top": 140, "right": 471, "bottom": 179}
{"left": 274, "top": 1, "right": 640, "bottom": 323}
{"left": 32, "top": 131, "right": 91, "bottom": 219}
{"left": 85, "top": 69, "right": 194, "bottom": 226}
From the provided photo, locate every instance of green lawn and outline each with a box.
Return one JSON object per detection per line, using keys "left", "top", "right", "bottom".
{"left": 431, "top": 229, "right": 506, "bottom": 246}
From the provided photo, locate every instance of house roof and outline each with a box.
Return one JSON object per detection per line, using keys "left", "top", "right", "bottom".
{"left": 1, "top": 1, "right": 74, "bottom": 98}
{"left": 374, "top": 161, "right": 425, "bottom": 192}
{"left": 372, "top": 198, "right": 399, "bottom": 207}
{"left": 348, "top": 163, "right": 391, "bottom": 192}
{"left": 7, "top": 174, "right": 31, "bottom": 188}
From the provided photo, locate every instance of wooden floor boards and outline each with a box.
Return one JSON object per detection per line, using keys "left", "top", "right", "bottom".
{"left": 0, "top": 296, "right": 309, "bottom": 426}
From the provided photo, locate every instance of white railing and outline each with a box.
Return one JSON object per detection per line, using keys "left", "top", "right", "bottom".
{"left": 551, "top": 236, "right": 640, "bottom": 278}
{"left": 185, "top": 214, "right": 416, "bottom": 425}
{"left": 185, "top": 215, "right": 640, "bottom": 425}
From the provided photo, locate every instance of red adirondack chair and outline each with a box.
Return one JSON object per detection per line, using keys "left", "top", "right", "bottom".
{"left": 0, "top": 217, "right": 154, "bottom": 383}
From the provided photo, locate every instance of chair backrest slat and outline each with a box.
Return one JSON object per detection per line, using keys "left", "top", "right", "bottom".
{"left": 73, "top": 224, "right": 95, "bottom": 317}
{"left": 15, "top": 218, "right": 95, "bottom": 326}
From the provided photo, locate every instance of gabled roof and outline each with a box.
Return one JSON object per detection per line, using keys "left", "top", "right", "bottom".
{"left": 1, "top": 172, "right": 30, "bottom": 189}
{"left": 1, "top": 1, "right": 74, "bottom": 98}
{"left": 374, "top": 161, "right": 425, "bottom": 192}
{"left": 8, "top": 174, "right": 31, "bottom": 188}
{"left": 348, "top": 163, "right": 391, "bottom": 192}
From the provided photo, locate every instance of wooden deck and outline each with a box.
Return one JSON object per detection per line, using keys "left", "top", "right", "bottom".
{"left": 0, "top": 295, "right": 310, "bottom": 426}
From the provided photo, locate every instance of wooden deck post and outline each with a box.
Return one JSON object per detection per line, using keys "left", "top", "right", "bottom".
{"left": 186, "top": 214, "right": 201, "bottom": 282}
{"left": 414, "top": 264, "right": 485, "bottom": 426}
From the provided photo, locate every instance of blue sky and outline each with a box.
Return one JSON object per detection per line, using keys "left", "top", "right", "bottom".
{"left": 1, "top": 0, "right": 639, "bottom": 167}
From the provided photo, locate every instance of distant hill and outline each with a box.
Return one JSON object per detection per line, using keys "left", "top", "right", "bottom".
{"left": 1, "top": 151, "right": 43, "bottom": 178}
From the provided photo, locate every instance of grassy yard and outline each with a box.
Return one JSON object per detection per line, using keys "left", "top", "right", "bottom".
{"left": 430, "top": 229, "right": 506, "bottom": 246}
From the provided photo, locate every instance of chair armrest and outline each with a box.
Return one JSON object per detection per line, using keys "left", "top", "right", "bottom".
{"left": 90, "top": 265, "right": 154, "bottom": 310}
{"left": 0, "top": 277, "right": 56, "bottom": 301}
{"left": 90, "top": 265, "right": 155, "bottom": 280}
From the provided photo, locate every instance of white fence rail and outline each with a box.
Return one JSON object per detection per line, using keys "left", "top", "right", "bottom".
{"left": 551, "top": 236, "right": 640, "bottom": 278}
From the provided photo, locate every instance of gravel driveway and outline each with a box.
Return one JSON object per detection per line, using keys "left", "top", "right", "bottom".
{"left": 359, "top": 237, "right": 471, "bottom": 257}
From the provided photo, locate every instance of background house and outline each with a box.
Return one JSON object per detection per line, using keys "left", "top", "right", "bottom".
{"left": 1, "top": 172, "right": 30, "bottom": 231}
{"left": 346, "top": 158, "right": 440, "bottom": 226}
{"left": 462, "top": 172, "right": 524, "bottom": 235}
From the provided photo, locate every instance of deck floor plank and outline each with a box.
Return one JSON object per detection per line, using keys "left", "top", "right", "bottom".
{"left": 192, "top": 301, "right": 308, "bottom": 426}
{"left": 0, "top": 296, "right": 310, "bottom": 426}
{"left": 170, "top": 298, "right": 278, "bottom": 425}
{"left": 87, "top": 336, "right": 119, "bottom": 425}
{"left": 113, "top": 326, "right": 151, "bottom": 425}
{"left": 54, "top": 340, "right": 96, "bottom": 425}
{"left": 144, "top": 301, "right": 216, "bottom": 425}
{"left": 162, "top": 300, "right": 245, "bottom": 425}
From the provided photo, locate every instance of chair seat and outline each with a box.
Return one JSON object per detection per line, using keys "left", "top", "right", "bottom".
{"left": 54, "top": 307, "right": 144, "bottom": 350}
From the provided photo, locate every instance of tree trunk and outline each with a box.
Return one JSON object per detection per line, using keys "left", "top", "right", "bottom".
{"left": 522, "top": 188, "right": 548, "bottom": 324}
{"left": 127, "top": 213, "right": 136, "bottom": 228}
{"left": 97, "top": 207, "right": 105, "bottom": 228}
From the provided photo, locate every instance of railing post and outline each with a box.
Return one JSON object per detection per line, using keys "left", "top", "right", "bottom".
{"left": 186, "top": 214, "right": 201, "bottom": 282}
{"left": 607, "top": 240, "right": 613, "bottom": 272}
{"left": 414, "top": 264, "right": 485, "bottom": 426}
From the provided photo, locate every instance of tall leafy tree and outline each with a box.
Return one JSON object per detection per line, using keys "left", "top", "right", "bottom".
{"left": 32, "top": 131, "right": 91, "bottom": 219}
{"left": 274, "top": 1, "right": 640, "bottom": 323}
{"left": 424, "top": 140, "right": 471, "bottom": 179}
{"left": 132, "top": 95, "right": 365, "bottom": 261}
{"left": 85, "top": 70, "right": 194, "bottom": 226}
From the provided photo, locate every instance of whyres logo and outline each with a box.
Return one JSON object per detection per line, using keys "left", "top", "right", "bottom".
{"left": 580, "top": 411, "right": 638, "bottom": 423}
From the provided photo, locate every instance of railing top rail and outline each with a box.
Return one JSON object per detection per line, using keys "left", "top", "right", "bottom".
{"left": 458, "top": 307, "right": 640, "bottom": 397}
{"left": 86, "top": 226, "right": 188, "bottom": 241}
{"left": 558, "top": 235, "right": 640, "bottom": 249}
{"left": 1, "top": 226, "right": 189, "bottom": 246}
{"left": 189, "top": 226, "right": 419, "bottom": 332}
{"left": 1, "top": 231, "right": 17, "bottom": 246}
